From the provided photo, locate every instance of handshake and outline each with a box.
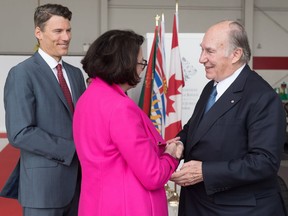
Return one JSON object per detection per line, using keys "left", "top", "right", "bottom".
{"left": 164, "top": 137, "right": 184, "bottom": 160}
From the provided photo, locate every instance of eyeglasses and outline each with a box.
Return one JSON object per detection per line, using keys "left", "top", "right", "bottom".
{"left": 137, "top": 59, "right": 148, "bottom": 70}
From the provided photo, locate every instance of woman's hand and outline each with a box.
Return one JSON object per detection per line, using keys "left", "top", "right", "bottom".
{"left": 164, "top": 138, "right": 184, "bottom": 160}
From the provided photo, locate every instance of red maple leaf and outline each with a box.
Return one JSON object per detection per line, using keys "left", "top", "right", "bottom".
{"left": 166, "top": 74, "right": 183, "bottom": 115}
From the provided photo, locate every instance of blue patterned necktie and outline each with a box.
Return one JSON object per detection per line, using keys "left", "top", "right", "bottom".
{"left": 205, "top": 84, "right": 217, "bottom": 113}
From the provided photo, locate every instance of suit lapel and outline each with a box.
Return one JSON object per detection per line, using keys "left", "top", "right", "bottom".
{"left": 187, "top": 66, "right": 250, "bottom": 153}
{"left": 33, "top": 53, "right": 73, "bottom": 116}
{"left": 186, "top": 81, "right": 213, "bottom": 141}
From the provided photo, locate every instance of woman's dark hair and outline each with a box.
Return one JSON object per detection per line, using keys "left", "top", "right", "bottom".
{"left": 34, "top": 4, "right": 72, "bottom": 30}
{"left": 81, "top": 29, "right": 144, "bottom": 86}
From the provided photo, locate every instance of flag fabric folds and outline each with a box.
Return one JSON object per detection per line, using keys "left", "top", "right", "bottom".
{"left": 138, "top": 26, "right": 156, "bottom": 116}
{"left": 139, "top": 12, "right": 184, "bottom": 139}
{"left": 164, "top": 12, "right": 185, "bottom": 140}
{"left": 138, "top": 18, "right": 167, "bottom": 135}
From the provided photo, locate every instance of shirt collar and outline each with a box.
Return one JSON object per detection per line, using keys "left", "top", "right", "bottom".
{"left": 38, "top": 48, "right": 63, "bottom": 69}
{"left": 215, "top": 64, "right": 245, "bottom": 100}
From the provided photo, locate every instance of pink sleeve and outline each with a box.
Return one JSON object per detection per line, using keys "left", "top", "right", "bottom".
{"left": 110, "top": 100, "right": 178, "bottom": 190}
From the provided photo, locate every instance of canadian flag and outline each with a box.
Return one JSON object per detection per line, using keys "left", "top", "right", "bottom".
{"left": 165, "top": 11, "right": 184, "bottom": 140}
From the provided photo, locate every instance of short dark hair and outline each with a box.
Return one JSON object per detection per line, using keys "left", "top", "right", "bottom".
{"left": 34, "top": 4, "right": 72, "bottom": 31}
{"left": 81, "top": 29, "right": 144, "bottom": 86}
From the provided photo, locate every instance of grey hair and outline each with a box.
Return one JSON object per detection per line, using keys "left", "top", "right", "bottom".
{"left": 228, "top": 21, "right": 251, "bottom": 64}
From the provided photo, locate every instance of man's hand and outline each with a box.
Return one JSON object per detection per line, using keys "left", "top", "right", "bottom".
{"left": 170, "top": 160, "right": 203, "bottom": 186}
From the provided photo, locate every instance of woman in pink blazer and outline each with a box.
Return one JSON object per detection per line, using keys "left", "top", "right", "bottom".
{"left": 73, "top": 30, "right": 183, "bottom": 216}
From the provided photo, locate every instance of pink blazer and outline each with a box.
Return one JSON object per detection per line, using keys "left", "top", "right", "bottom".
{"left": 73, "top": 78, "right": 178, "bottom": 216}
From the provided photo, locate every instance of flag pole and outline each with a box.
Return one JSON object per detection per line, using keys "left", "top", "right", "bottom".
{"left": 155, "top": 14, "right": 160, "bottom": 27}
{"left": 175, "top": 0, "right": 179, "bottom": 30}
{"left": 173, "top": 0, "right": 179, "bottom": 199}
{"left": 173, "top": 0, "right": 181, "bottom": 199}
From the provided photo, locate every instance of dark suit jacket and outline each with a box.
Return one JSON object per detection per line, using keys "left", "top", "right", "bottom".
{"left": 178, "top": 65, "right": 287, "bottom": 216}
{"left": 0, "top": 52, "right": 86, "bottom": 208}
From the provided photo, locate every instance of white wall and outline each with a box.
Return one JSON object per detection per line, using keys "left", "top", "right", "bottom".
{"left": 0, "top": 56, "right": 30, "bottom": 132}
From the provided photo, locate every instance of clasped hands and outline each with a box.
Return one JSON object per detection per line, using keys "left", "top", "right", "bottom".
{"left": 164, "top": 137, "right": 184, "bottom": 160}
{"left": 166, "top": 137, "right": 203, "bottom": 187}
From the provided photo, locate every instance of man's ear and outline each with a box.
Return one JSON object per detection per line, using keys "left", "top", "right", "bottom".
{"left": 231, "top": 47, "right": 243, "bottom": 64}
{"left": 34, "top": 26, "right": 41, "bottom": 40}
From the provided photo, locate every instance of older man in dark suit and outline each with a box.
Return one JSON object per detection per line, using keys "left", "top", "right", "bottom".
{"left": 171, "top": 20, "right": 287, "bottom": 216}
{"left": 1, "top": 4, "right": 86, "bottom": 216}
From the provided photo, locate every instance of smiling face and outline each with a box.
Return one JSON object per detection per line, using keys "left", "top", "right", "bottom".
{"left": 35, "top": 15, "right": 71, "bottom": 62}
{"left": 199, "top": 21, "right": 242, "bottom": 82}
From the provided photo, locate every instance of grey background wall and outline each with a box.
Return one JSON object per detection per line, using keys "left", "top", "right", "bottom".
{"left": 0, "top": 0, "right": 288, "bottom": 132}
{"left": 1, "top": 0, "right": 288, "bottom": 56}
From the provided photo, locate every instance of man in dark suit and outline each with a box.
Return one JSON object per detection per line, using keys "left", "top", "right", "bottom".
{"left": 171, "top": 20, "right": 287, "bottom": 215}
{"left": 0, "top": 4, "right": 86, "bottom": 216}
